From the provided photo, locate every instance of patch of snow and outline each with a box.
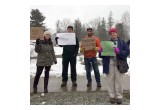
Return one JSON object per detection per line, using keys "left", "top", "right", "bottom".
{"left": 30, "top": 45, "right": 130, "bottom": 77}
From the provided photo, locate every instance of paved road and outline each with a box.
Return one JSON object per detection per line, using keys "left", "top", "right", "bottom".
{"left": 30, "top": 76, "right": 130, "bottom": 93}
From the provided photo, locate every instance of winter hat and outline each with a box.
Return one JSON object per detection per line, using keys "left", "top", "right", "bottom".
{"left": 87, "top": 27, "right": 93, "bottom": 31}
{"left": 67, "top": 25, "right": 74, "bottom": 30}
{"left": 108, "top": 28, "right": 117, "bottom": 34}
{"left": 43, "top": 31, "right": 51, "bottom": 36}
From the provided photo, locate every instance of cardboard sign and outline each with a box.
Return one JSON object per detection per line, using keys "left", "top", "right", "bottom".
{"left": 101, "top": 41, "right": 116, "bottom": 56}
{"left": 56, "top": 33, "right": 76, "bottom": 45}
{"left": 30, "top": 27, "right": 44, "bottom": 40}
{"left": 81, "top": 38, "right": 96, "bottom": 50}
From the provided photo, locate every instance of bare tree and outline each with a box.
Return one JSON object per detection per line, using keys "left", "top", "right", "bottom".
{"left": 88, "top": 17, "right": 101, "bottom": 30}
{"left": 61, "top": 18, "right": 71, "bottom": 32}
{"left": 55, "top": 20, "right": 61, "bottom": 33}
{"left": 122, "top": 11, "right": 130, "bottom": 27}
{"left": 121, "top": 11, "right": 130, "bottom": 40}
{"left": 55, "top": 19, "right": 72, "bottom": 33}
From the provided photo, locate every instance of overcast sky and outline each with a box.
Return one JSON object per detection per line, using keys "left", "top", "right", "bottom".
{"left": 30, "top": 5, "right": 129, "bottom": 32}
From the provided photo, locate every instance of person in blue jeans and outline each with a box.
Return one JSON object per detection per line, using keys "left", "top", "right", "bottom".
{"left": 84, "top": 57, "right": 101, "bottom": 87}
{"left": 80, "top": 28, "right": 102, "bottom": 87}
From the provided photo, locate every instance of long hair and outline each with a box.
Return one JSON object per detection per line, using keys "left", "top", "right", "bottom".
{"left": 43, "top": 36, "right": 53, "bottom": 45}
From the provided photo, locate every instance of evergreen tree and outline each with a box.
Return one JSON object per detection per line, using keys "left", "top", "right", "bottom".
{"left": 74, "top": 19, "right": 82, "bottom": 41}
{"left": 30, "top": 9, "right": 48, "bottom": 31}
{"left": 97, "top": 18, "right": 107, "bottom": 41}
{"left": 116, "top": 23, "right": 126, "bottom": 41}
{"left": 81, "top": 24, "right": 86, "bottom": 38}
{"left": 107, "top": 11, "right": 114, "bottom": 29}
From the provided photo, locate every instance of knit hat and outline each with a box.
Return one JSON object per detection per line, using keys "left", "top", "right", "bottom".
{"left": 43, "top": 31, "right": 51, "bottom": 36}
{"left": 87, "top": 27, "right": 93, "bottom": 31}
{"left": 67, "top": 26, "right": 74, "bottom": 30}
{"left": 108, "top": 28, "right": 117, "bottom": 34}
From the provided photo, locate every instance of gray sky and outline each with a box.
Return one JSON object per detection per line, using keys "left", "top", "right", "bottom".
{"left": 30, "top": 5, "right": 129, "bottom": 33}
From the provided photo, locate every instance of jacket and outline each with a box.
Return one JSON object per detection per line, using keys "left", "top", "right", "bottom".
{"left": 61, "top": 36, "right": 79, "bottom": 57}
{"left": 99, "top": 38, "right": 130, "bottom": 74}
{"left": 81, "top": 36, "right": 101, "bottom": 58}
{"left": 35, "top": 41, "right": 57, "bottom": 66}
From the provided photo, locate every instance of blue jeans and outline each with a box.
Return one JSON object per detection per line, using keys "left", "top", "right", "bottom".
{"left": 84, "top": 57, "right": 101, "bottom": 83}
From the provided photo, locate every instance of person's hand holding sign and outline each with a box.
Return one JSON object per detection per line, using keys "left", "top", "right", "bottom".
{"left": 36, "top": 38, "right": 41, "bottom": 44}
{"left": 80, "top": 47, "right": 85, "bottom": 53}
{"left": 114, "top": 47, "right": 120, "bottom": 54}
{"left": 55, "top": 37, "right": 59, "bottom": 44}
{"left": 93, "top": 47, "right": 98, "bottom": 52}
{"left": 113, "top": 44, "right": 120, "bottom": 54}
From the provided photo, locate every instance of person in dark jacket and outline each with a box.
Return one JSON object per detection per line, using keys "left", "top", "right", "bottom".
{"left": 33, "top": 31, "right": 57, "bottom": 93}
{"left": 55, "top": 26, "right": 79, "bottom": 87}
{"left": 99, "top": 28, "right": 130, "bottom": 104}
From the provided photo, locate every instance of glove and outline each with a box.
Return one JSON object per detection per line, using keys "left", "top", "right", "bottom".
{"left": 54, "top": 61, "right": 57, "bottom": 64}
{"left": 114, "top": 47, "right": 120, "bottom": 54}
{"left": 80, "top": 47, "right": 85, "bottom": 53}
{"left": 55, "top": 37, "right": 59, "bottom": 44}
{"left": 36, "top": 38, "right": 41, "bottom": 44}
{"left": 93, "top": 47, "right": 98, "bottom": 51}
{"left": 98, "top": 47, "right": 103, "bottom": 53}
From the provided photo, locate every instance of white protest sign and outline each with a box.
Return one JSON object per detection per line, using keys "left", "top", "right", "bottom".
{"left": 56, "top": 33, "right": 76, "bottom": 45}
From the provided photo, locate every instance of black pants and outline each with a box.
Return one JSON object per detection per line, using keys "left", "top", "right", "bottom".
{"left": 33, "top": 66, "right": 51, "bottom": 89}
{"left": 62, "top": 55, "right": 77, "bottom": 82}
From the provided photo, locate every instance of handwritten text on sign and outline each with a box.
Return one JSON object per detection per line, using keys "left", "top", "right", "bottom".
{"left": 101, "top": 41, "right": 116, "bottom": 56}
{"left": 81, "top": 38, "right": 96, "bottom": 50}
{"left": 30, "top": 27, "right": 44, "bottom": 40}
{"left": 56, "top": 33, "right": 76, "bottom": 45}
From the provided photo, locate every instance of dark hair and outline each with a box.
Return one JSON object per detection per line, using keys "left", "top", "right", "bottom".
{"left": 67, "top": 26, "right": 73, "bottom": 30}
{"left": 44, "top": 36, "right": 53, "bottom": 45}
{"left": 87, "top": 28, "right": 93, "bottom": 31}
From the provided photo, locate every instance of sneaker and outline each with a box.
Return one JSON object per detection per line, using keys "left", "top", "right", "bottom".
{"left": 109, "top": 98, "right": 116, "bottom": 104}
{"left": 87, "top": 82, "right": 92, "bottom": 86}
{"left": 72, "top": 81, "right": 77, "bottom": 86}
{"left": 61, "top": 82, "right": 67, "bottom": 87}
{"left": 97, "top": 82, "right": 101, "bottom": 87}
{"left": 33, "top": 88, "right": 37, "bottom": 93}
{"left": 44, "top": 88, "right": 48, "bottom": 93}
{"left": 116, "top": 98, "right": 122, "bottom": 104}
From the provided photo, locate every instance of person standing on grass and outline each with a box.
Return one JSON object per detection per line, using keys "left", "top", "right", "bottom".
{"left": 80, "top": 28, "right": 102, "bottom": 87}
{"left": 33, "top": 31, "right": 57, "bottom": 93}
{"left": 55, "top": 26, "right": 79, "bottom": 87}
{"left": 99, "top": 28, "right": 130, "bottom": 104}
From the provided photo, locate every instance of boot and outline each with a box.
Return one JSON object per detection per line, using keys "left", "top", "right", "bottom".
{"left": 87, "top": 82, "right": 92, "bottom": 86}
{"left": 97, "top": 82, "right": 101, "bottom": 87}
{"left": 33, "top": 75, "right": 40, "bottom": 93}
{"left": 72, "top": 81, "right": 77, "bottom": 86}
{"left": 33, "top": 88, "right": 37, "bottom": 93}
{"left": 33, "top": 66, "right": 43, "bottom": 93}
{"left": 109, "top": 98, "right": 116, "bottom": 104}
{"left": 61, "top": 82, "right": 67, "bottom": 87}
{"left": 116, "top": 98, "right": 122, "bottom": 104}
{"left": 44, "top": 88, "right": 48, "bottom": 93}
{"left": 44, "top": 74, "right": 49, "bottom": 93}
